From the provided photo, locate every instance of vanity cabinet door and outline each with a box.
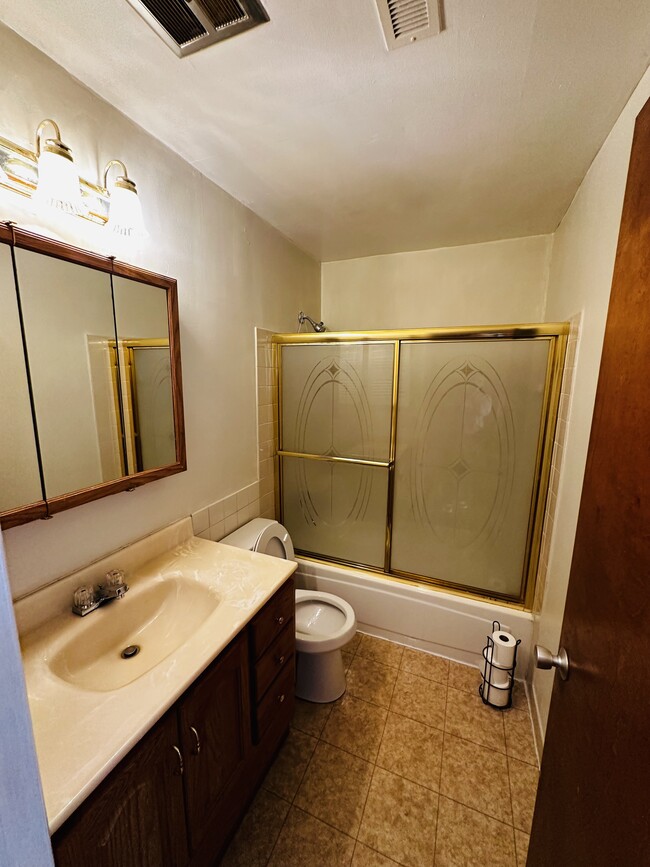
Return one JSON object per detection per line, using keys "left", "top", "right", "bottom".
{"left": 52, "top": 710, "right": 188, "bottom": 867}
{"left": 179, "top": 630, "right": 251, "bottom": 864}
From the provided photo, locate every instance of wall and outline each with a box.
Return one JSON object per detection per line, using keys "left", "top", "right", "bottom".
{"left": 321, "top": 234, "right": 553, "bottom": 330}
{"left": 0, "top": 24, "right": 320, "bottom": 599}
{"left": 530, "top": 65, "right": 650, "bottom": 740}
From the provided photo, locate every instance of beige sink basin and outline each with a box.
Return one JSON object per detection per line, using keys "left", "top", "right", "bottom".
{"left": 49, "top": 577, "right": 219, "bottom": 691}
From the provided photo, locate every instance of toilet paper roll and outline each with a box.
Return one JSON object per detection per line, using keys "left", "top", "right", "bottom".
{"left": 483, "top": 677, "right": 510, "bottom": 708}
{"left": 485, "top": 631, "right": 517, "bottom": 690}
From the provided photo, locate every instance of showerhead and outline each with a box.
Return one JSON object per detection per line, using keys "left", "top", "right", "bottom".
{"left": 298, "top": 311, "right": 327, "bottom": 333}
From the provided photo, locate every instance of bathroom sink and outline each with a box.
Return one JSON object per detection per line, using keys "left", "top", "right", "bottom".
{"left": 48, "top": 577, "right": 219, "bottom": 691}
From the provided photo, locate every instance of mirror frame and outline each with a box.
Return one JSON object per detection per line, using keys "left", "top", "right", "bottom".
{"left": 0, "top": 223, "right": 186, "bottom": 529}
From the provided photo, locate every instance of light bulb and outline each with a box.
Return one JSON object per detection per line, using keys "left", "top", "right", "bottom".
{"left": 32, "top": 146, "right": 85, "bottom": 217}
{"left": 106, "top": 181, "right": 147, "bottom": 238}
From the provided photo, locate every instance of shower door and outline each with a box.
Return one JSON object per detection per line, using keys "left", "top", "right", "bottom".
{"left": 391, "top": 340, "right": 550, "bottom": 599}
{"left": 279, "top": 342, "right": 396, "bottom": 568}
{"left": 276, "top": 325, "right": 566, "bottom": 605}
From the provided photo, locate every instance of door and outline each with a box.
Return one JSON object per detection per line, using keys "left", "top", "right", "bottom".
{"left": 179, "top": 632, "right": 251, "bottom": 862}
{"left": 528, "top": 97, "right": 650, "bottom": 863}
{"left": 52, "top": 711, "right": 188, "bottom": 867}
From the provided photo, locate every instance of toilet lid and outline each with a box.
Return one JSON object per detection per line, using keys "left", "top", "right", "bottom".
{"left": 255, "top": 522, "right": 295, "bottom": 560}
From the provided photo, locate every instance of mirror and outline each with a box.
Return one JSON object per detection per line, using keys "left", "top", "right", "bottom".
{"left": 0, "top": 227, "right": 185, "bottom": 528}
{"left": 0, "top": 242, "right": 44, "bottom": 514}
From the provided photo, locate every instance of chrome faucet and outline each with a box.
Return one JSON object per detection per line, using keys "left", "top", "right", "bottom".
{"left": 72, "top": 569, "right": 129, "bottom": 616}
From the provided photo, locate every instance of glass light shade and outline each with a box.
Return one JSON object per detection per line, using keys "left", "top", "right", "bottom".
{"left": 32, "top": 149, "right": 85, "bottom": 216}
{"left": 106, "top": 184, "right": 147, "bottom": 238}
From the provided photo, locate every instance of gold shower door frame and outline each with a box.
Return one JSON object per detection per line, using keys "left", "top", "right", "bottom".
{"left": 274, "top": 324, "right": 568, "bottom": 609}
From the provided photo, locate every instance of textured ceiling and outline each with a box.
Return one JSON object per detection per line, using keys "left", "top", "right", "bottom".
{"left": 0, "top": 0, "right": 649, "bottom": 261}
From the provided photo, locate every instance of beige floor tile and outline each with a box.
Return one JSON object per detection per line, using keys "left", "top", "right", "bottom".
{"left": 447, "top": 661, "right": 481, "bottom": 695}
{"left": 292, "top": 697, "right": 333, "bottom": 738}
{"left": 377, "top": 711, "right": 443, "bottom": 791}
{"left": 220, "top": 788, "right": 290, "bottom": 867}
{"left": 342, "top": 649, "right": 354, "bottom": 672}
{"left": 321, "top": 694, "right": 388, "bottom": 761}
{"left": 295, "top": 741, "right": 373, "bottom": 836}
{"left": 445, "top": 687, "right": 506, "bottom": 753}
{"left": 504, "top": 708, "right": 538, "bottom": 766}
{"left": 263, "top": 728, "right": 317, "bottom": 801}
{"left": 434, "top": 797, "right": 516, "bottom": 867}
{"left": 347, "top": 654, "right": 399, "bottom": 708}
{"left": 357, "top": 634, "right": 405, "bottom": 668}
{"left": 511, "top": 679, "right": 529, "bottom": 711}
{"left": 508, "top": 757, "right": 539, "bottom": 833}
{"left": 268, "top": 806, "right": 355, "bottom": 867}
{"left": 390, "top": 669, "right": 446, "bottom": 730}
{"left": 440, "top": 733, "right": 512, "bottom": 825}
{"left": 514, "top": 829, "right": 530, "bottom": 867}
{"left": 359, "top": 767, "right": 438, "bottom": 867}
{"left": 352, "top": 842, "right": 402, "bottom": 865}
{"left": 401, "top": 648, "right": 450, "bottom": 685}
{"left": 344, "top": 631, "right": 362, "bottom": 655}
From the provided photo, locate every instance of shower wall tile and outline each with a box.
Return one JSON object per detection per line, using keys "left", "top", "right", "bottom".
{"left": 189, "top": 328, "right": 278, "bottom": 544}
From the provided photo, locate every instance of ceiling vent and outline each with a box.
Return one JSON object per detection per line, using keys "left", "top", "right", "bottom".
{"left": 126, "top": 0, "right": 269, "bottom": 57}
{"left": 374, "top": 0, "right": 442, "bottom": 51}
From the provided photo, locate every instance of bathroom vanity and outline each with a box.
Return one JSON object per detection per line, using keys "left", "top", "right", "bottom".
{"left": 15, "top": 520, "right": 296, "bottom": 867}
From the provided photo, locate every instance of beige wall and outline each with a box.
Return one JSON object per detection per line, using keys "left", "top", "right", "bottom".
{"left": 0, "top": 25, "right": 320, "bottom": 599}
{"left": 321, "top": 234, "right": 553, "bottom": 330}
{"left": 530, "top": 65, "right": 650, "bottom": 741}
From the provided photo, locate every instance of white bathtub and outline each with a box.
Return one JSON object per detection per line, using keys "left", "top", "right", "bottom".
{"left": 295, "top": 557, "right": 533, "bottom": 674}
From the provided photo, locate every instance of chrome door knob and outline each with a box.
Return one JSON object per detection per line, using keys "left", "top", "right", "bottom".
{"left": 535, "top": 645, "right": 570, "bottom": 680}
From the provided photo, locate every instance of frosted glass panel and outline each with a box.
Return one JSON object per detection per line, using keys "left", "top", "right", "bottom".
{"left": 391, "top": 340, "right": 550, "bottom": 597}
{"left": 281, "top": 343, "right": 394, "bottom": 460}
{"left": 282, "top": 457, "right": 388, "bottom": 568}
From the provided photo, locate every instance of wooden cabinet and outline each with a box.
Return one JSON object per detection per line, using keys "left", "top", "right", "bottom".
{"left": 51, "top": 578, "right": 295, "bottom": 867}
{"left": 180, "top": 633, "right": 251, "bottom": 866}
{"left": 52, "top": 711, "right": 188, "bottom": 867}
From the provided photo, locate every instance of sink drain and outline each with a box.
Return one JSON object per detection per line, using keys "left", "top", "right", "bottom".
{"left": 121, "top": 644, "right": 141, "bottom": 659}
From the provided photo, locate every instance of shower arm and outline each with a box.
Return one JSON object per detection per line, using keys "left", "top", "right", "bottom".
{"left": 298, "top": 311, "right": 327, "bottom": 333}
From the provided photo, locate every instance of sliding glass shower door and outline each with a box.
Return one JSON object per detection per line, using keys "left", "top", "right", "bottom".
{"left": 277, "top": 326, "right": 566, "bottom": 605}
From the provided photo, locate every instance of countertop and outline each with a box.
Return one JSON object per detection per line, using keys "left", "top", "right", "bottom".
{"left": 18, "top": 533, "right": 297, "bottom": 834}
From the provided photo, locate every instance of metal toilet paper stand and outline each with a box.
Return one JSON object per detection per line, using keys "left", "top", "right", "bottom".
{"left": 478, "top": 620, "right": 521, "bottom": 710}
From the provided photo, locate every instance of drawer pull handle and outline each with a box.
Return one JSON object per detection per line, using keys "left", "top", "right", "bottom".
{"left": 277, "top": 655, "right": 286, "bottom": 666}
{"left": 190, "top": 725, "right": 201, "bottom": 755}
{"left": 172, "top": 745, "right": 184, "bottom": 776}
{"left": 278, "top": 693, "right": 285, "bottom": 704}
{"left": 275, "top": 615, "right": 285, "bottom": 625}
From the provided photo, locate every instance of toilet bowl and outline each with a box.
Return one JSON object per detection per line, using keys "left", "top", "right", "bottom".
{"left": 220, "top": 518, "right": 356, "bottom": 702}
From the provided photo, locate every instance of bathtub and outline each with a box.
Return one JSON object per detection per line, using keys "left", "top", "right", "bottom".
{"left": 295, "top": 557, "right": 534, "bottom": 675}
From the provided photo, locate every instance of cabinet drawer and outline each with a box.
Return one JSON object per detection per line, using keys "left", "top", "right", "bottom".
{"left": 250, "top": 578, "right": 294, "bottom": 660}
{"left": 255, "top": 621, "right": 295, "bottom": 701}
{"left": 255, "top": 657, "right": 295, "bottom": 742}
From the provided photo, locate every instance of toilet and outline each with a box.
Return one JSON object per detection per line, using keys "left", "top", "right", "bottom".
{"left": 220, "top": 518, "right": 356, "bottom": 702}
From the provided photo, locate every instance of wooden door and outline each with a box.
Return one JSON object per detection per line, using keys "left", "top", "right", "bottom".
{"left": 52, "top": 710, "right": 188, "bottom": 867}
{"left": 528, "top": 97, "right": 650, "bottom": 864}
{"left": 179, "top": 631, "right": 251, "bottom": 863}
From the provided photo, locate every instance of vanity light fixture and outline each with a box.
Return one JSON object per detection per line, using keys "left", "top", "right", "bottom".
{"left": 31, "top": 119, "right": 86, "bottom": 217}
{"left": 103, "top": 160, "right": 147, "bottom": 238}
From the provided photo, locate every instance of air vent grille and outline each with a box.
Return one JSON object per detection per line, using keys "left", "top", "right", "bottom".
{"left": 201, "top": 0, "right": 247, "bottom": 30}
{"left": 139, "top": 0, "right": 207, "bottom": 46}
{"left": 374, "top": 0, "right": 442, "bottom": 50}
{"left": 126, "top": 0, "right": 268, "bottom": 56}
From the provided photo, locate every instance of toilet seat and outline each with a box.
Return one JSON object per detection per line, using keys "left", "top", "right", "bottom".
{"left": 295, "top": 590, "right": 356, "bottom": 654}
{"left": 220, "top": 518, "right": 295, "bottom": 560}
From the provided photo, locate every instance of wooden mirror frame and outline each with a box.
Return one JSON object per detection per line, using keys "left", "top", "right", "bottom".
{"left": 0, "top": 224, "right": 186, "bottom": 529}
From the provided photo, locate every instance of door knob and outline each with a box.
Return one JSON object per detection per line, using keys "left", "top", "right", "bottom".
{"left": 535, "top": 645, "right": 570, "bottom": 680}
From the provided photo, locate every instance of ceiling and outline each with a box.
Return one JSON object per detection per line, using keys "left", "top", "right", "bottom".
{"left": 1, "top": 0, "right": 649, "bottom": 261}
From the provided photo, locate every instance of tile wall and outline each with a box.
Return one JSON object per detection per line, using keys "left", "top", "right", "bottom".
{"left": 191, "top": 328, "right": 277, "bottom": 542}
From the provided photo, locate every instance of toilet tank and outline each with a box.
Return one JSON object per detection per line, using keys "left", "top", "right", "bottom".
{"left": 220, "top": 518, "right": 295, "bottom": 560}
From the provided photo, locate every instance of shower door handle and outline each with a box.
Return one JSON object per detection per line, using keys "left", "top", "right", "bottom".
{"left": 535, "top": 645, "right": 570, "bottom": 680}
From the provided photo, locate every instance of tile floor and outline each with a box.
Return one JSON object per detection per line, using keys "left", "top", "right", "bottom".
{"left": 221, "top": 633, "right": 539, "bottom": 867}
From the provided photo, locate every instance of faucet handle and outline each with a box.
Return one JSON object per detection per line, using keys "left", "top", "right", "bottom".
{"left": 72, "top": 585, "right": 100, "bottom": 616}
{"left": 104, "top": 569, "right": 127, "bottom": 588}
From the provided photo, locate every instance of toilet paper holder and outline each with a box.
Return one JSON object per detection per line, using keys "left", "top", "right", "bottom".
{"left": 478, "top": 620, "right": 521, "bottom": 710}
